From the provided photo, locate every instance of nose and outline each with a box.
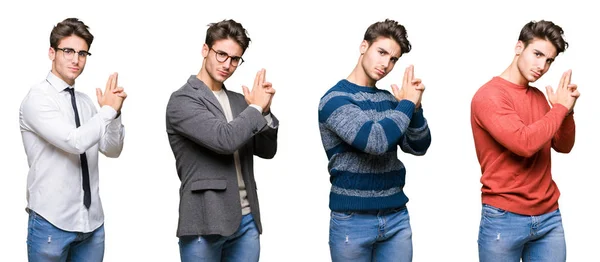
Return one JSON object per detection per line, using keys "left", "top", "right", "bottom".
{"left": 222, "top": 57, "right": 232, "bottom": 69}
{"left": 535, "top": 57, "right": 548, "bottom": 71}
{"left": 71, "top": 53, "right": 79, "bottom": 64}
{"left": 380, "top": 58, "right": 390, "bottom": 70}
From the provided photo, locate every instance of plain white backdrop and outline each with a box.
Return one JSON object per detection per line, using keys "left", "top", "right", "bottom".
{"left": 1, "top": 0, "right": 597, "bottom": 261}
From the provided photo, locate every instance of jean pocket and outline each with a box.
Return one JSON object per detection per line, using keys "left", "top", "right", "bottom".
{"left": 482, "top": 204, "right": 507, "bottom": 218}
{"left": 331, "top": 211, "right": 355, "bottom": 221}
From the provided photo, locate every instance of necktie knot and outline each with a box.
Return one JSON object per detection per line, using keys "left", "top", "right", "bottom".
{"left": 65, "top": 87, "right": 75, "bottom": 96}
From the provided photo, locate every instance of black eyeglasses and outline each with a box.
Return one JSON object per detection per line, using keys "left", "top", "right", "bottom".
{"left": 210, "top": 48, "right": 244, "bottom": 67}
{"left": 55, "top": 47, "right": 92, "bottom": 60}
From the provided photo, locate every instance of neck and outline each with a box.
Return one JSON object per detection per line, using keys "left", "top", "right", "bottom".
{"left": 347, "top": 58, "right": 376, "bottom": 87}
{"left": 499, "top": 57, "right": 528, "bottom": 86}
{"left": 197, "top": 65, "right": 223, "bottom": 91}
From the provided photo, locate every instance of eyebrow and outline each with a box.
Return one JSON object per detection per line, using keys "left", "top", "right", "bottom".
{"left": 533, "top": 49, "right": 555, "bottom": 63}
{"left": 214, "top": 49, "right": 242, "bottom": 59}
{"left": 59, "top": 47, "right": 89, "bottom": 52}
{"left": 377, "top": 47, "right": 400, "bottom": 60}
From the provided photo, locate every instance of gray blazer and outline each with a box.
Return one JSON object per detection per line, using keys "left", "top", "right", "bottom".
{"left": 166, "top": 76, "right": 278, "bottom": 237}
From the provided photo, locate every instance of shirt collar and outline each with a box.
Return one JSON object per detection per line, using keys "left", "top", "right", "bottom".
{"left": 46, "top": 71, "right": 75, "bottom": 92}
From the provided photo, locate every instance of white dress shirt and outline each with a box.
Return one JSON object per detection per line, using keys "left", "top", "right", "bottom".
{"left": 19, "top": 72, "right": 125, "bottom": 233}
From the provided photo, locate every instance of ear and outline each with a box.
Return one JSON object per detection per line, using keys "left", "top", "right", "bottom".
{"left": 202, "top": 43, "right": 209, "bottom": 58}
{"left": 360, "top": 40, "right": 368, "bottom": 55}
{"left": 515, "top": 40, "right": 524, "bottom": 56}
{"left": 48, "top": 47, "right": 56, "bottom": 61}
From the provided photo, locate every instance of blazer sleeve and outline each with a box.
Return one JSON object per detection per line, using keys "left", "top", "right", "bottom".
{"left": 166, "top": 89, "right": 268, "bottom": 155}
{"left": 253, "top": 113, "right": 278, "bottom": 159}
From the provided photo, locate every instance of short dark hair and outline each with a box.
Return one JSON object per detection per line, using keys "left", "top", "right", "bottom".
{"left": 205, "top": 19, "right": 251, "bottom": 53}
{"left": 518, "top": 20, "right": 568, "bottom": 55}
{"left": 364, "top": 19, "right": 411, "bottom": 56}
{"left": 50, "top": 18, "right": 94, "bottom": 50}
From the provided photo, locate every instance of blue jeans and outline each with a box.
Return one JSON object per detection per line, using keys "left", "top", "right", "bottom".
{"left": 27, "top": 211, "right": 105, "bottom": 262}
{"left": 179, "top": 214, "right": 260, "bottom": 262}
{"left": 329, "top": 207, "right": 412, "bottom": 262}
{"left": 478, "top": 204, "right": 566, "bottom": 262}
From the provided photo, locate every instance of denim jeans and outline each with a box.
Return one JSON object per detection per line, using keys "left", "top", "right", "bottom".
{"left": 478, "top": 204, "right": 566, "bottom": 262}
{"left": 27, "top": 211, "right": 105, "bottom": 262}
{"left": 329, "top": 207, "right": 412, "bottom": 262}
{"left": 179, "top": 213, "right": 260, "bottom": 262}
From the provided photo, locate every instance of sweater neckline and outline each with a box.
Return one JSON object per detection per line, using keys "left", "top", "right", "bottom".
{"left": 493, "top": 76, "right": 529, "bottom": 90}
{"left": 339, "top": 79, "right": 379, "bottom": 93}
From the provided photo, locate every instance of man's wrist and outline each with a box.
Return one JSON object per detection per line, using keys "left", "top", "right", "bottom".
{"left": 249, "top": 104, "right": 263, "bottom": 113}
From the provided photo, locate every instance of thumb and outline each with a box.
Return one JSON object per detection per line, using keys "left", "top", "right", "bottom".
{"left": 96, "top": 88, "right": 103, "bottom": 103}
{"left": 391, "top": 84, "right": 399, "bottom": 94}
{"left": 545, "top": 85, "right": 554, "bottom": 97}
{"left": 242, "top": 85, "right": 250, "bottom": 97}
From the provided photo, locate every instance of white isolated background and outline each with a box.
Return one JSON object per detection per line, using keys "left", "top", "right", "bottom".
{"left": 0, "top": 0, "right": 597, "bottom": 261}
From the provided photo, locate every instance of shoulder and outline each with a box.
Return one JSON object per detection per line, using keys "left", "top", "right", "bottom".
{"left": 319, "top": 81, "right": 355, "bottom": 107}
{"left": 169, "top": 80, "right": 196, "bottom": 102}
{"left": 472, "top": 78, "right": 509, "bottom": 105}
{"left": 21, "top": 81, "right": 57, "bottom": 109}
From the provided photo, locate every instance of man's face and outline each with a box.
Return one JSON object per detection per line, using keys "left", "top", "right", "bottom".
{"left": 49, "top": 35, "right": 89, "bottom": 86}
{"left": 516, "top": 38, "right": 557, "bottom": 83}
{"left": 202, "top": 38, "right": 244, "bottom": 84}
{"left": 360, "top": 37, "right": 401, "bottom": 83}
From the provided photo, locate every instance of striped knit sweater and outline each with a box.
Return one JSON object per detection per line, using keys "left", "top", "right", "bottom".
{"left": 319, "top": 79, "right": 431, "bottom": 211}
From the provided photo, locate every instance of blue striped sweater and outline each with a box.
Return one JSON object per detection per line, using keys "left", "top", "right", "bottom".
{"left": 319, "top": 79, "right": 431, "bottom": 211}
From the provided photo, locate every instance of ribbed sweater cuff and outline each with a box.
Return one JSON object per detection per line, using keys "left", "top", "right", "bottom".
{"left": 409, "top": 107, "right": 425, "bottom": 128}
{"left": 396, "top": 100, "right": 415, "bottom": 119}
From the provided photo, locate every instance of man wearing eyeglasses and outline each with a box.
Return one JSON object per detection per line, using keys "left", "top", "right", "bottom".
{"left": 19, "top": 18, "right": 126, "bottom": 261}
{"left": 166, "top": 19, "right": 278, "bottom": 261}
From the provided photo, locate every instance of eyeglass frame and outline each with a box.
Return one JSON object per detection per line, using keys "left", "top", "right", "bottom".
{"left": 210, "top": 47, "right": 244, "bottom": 67}
{"left": 55, "top": 47, "right": 92, "bottom": 60}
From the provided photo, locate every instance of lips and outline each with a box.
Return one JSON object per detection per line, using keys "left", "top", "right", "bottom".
{"left": 532, "top": 71, "right": 541, "bottom": 78}
{"left": 217, "top": 70, "right": 229, "bottom": 77}
{"left": 375, "top": 68, "right": 385, "bottom": 76}
{"left": 68, "top": 67, "right": 80, "bottom": 72}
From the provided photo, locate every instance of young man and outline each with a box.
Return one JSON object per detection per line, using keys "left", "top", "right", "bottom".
{"left": 165, "top": 19, "right": 278, "bottom": 262}
{"left": 471, "top": 20, "right": 579, "bottom": 262}
{"left": 20, "top": 18, "right": 127, "bottom": 261}
{"left": 318, "top": 19, "right": 431, "bottom": 262}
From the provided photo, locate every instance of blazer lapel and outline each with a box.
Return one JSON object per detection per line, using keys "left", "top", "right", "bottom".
{"left": 200, "top": 87, "right": 226, "bottom": 119}
{"left": 188, "top": 76, "right": 226, "bottom": 120}
{"left": 226, "top": 88, "right": 246, "bottom": 118}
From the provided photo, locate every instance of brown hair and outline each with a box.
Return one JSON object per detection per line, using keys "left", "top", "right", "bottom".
{"left": 364, "top": 19, "right": 411, "bottom": 56}
{"left": 50, "top": 18, "right": 94, "bottom": 50}
{"left": 518, "top": 20, "right": 568, "bottom": 55}
{"left": 205, "top": 19, "right": 251, "bottom": 53}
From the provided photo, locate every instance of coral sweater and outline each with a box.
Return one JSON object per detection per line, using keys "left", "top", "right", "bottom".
{"left": 471, "top": 76, "right": 575, "bottom": 215}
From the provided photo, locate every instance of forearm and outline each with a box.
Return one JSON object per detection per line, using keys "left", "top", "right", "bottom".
{"left": 320, "top": 99, "right": 415, "bottom": 155}
{"left": 253, "top": 127, "right": 278, "bottom": 159}
{"left": 99, "top": 113, "right": 125, "bottom": 157}
{"left": 167, "top": 94, "right": 267, "bottom": 154}
{"left": 23, "top": 101, "right": 116, "bottom": 155}
{"left": 473, "top": 95, "right": 569, "bottom": 157}
{"left": 552, "top": 113, "right": 575, "bottom": 153}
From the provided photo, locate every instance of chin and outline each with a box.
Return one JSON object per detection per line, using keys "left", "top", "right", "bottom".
{"left": 217, "top": 76, "right": 229, "bottom": 83}
{"left": 370, "top": 73, "right": 383, "bottom": 82}
{"left": 528, "top": 76, "right": 540, "bottom": 83}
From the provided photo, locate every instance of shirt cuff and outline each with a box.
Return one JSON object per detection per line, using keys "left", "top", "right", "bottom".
{"left": 264, "top": 113, "right": 277, "bottom": 128}
{"left": 99, "top": 105, "right": 118, "bottom": 123}
{"left": 108, "top": 113, "right": 123, "bottom": 130}
{"left": 249, "top": 104, "right": 263, "bottom": 113}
